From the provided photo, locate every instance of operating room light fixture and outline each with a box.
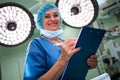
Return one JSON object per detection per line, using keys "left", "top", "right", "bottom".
{"left": 0, "top": 2, "right": 35, "bottom": 47}
{"left": 56, "top": 0, "right": 99, "bottom": 28}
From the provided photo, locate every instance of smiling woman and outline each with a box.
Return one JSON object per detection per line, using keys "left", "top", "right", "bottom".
{"left": 43, "top": 9, "right": 60, "bottom": 31}
{"left": 23, "top": 3, "right": 98, "bottom": 80}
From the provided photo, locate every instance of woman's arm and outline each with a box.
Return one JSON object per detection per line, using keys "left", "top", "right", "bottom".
{"left": 39, "top": 38, "right": 80, "bottom": 80}
{"left": 39, "top": 58, "right": 66, "bottom": 80}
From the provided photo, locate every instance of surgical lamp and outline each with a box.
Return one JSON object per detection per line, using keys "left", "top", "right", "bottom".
{"left": 56, "top": 0, "right": 99, "bottom": 28}
{"left": 0, "top": 2, "right": 35, "bottom": 47}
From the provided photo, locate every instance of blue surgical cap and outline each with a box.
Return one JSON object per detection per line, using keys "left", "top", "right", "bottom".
{"left": 37, "top": 3, "right": 62, "bottom": 29}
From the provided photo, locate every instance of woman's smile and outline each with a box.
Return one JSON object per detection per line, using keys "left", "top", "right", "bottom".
{"left": 43, "top": 9, "right": 60, "bottom": 31}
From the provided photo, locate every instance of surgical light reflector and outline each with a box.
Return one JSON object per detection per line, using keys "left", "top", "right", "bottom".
{"left": 0, "top": 2, "right": 35, "bottom": 47}
{"left": 56, "top": 0, "right": 99, "bottom": 28}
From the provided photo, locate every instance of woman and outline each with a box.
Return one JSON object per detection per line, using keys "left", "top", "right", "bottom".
{"left": 23, "top": 3, "right": 98, "bottom": 80}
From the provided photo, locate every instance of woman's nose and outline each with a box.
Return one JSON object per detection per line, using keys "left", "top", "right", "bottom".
{"left": 50, "top": 16, "right": 55, "bottom": 20}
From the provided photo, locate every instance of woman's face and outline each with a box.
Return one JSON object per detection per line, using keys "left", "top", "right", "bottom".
{"left": 43, "top": 9, "right": 60, "bottom": 31}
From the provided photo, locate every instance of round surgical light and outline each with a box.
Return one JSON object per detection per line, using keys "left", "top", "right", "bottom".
{"left": 0, "top": 2, "right": 35, "bottom": 47}
{"left": 56, "top": 0, "right": 99, "bottom": 28}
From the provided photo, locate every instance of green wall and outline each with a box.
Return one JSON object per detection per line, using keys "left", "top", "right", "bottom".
{"left": 0, "top": 31, "right": 38, "bottom": 80}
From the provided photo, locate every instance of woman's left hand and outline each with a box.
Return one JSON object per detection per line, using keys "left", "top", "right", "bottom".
{"left": 87, "top": 55, "right": 98, "bottom": 69}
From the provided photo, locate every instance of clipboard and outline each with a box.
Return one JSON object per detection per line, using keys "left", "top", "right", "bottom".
{"left": 61, "top": 26, "right": 106, "bottom": 80}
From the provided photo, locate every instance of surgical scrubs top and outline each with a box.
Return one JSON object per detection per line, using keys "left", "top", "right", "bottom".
{"left": 23, "top": 37, "right": 85, "bottom": 80}
{"left": 23, "top": 37, "right": 62, "bottom": 80}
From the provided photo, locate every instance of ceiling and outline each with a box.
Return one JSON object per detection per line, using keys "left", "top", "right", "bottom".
{"left": 98, "top": 0, "right": 120, "bottom": 19}
{"left": 0, "top": 0, "right": 120, "bottom": 19}
{"left": 0, "top": 0, "right": 56, "bottom": 14}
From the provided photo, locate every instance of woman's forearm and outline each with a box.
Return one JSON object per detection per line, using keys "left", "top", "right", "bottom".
{"left": 39, "top": 58, "right": 67, "bottom": 80}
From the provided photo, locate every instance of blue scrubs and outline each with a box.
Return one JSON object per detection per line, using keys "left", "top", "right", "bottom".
{"left": 23, "top": 37, "right": 62, "bottom": 80}
{"left": 23, "top": 36, "right": 86, "bottom": 80}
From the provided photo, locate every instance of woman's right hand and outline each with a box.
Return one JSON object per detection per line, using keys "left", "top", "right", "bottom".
{"left": 59, "top": 38, "right": 81, "bottom": 64}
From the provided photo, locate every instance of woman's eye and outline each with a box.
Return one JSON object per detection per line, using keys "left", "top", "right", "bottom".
{"left": 54, "top": 14, "right": 59, "bottom": 17}
{"left": 44, "top": 14, "right": 59, "bottom": 19}
{"left": 44, "top": 15, "right": 50, "bottom": 18}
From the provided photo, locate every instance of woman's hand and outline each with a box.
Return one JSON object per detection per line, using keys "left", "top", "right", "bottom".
{"left": 59, "top": 38, "right": 80, "bottom": 64}
{"left": 87, "top": 55, "right": 98, "bottom": 69}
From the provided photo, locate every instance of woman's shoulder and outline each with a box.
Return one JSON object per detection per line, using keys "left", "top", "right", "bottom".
{"left": 26, "top": 37, "right": 45, "bottom": 52}
{"left": 27, "top": 37, "right": 42, "bottom": 47}
{"left": 29, "top": 36, "right": 49, "bottom": 47}
{"left": 30, "top": 37, "right": 43, "bottom": 43}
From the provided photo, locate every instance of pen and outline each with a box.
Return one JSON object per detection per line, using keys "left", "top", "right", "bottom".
{"left": 54, "top": 43, "right": 63, "bottom": 46}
